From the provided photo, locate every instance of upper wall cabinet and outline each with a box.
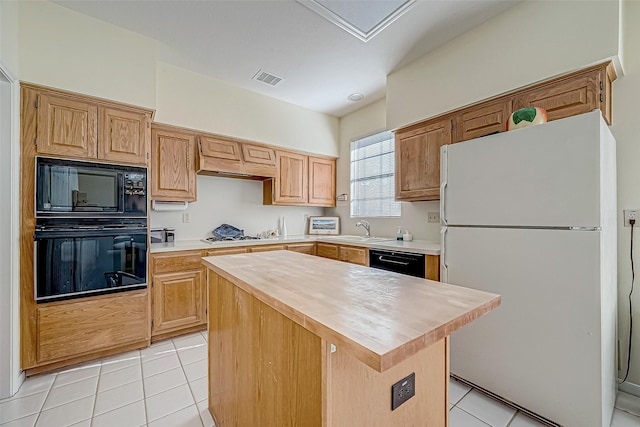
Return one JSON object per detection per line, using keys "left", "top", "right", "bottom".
{"left": 98, "top": 106, "right": 150, "bottom": 165}
{"left": 263, "top": 150, "right": 336, "bottom": 207}
{"left": 395, "top": 118, "right": 452, "bottom": 202}
{"left": 308, "top": 156, "right": 336, "bottom": 207}
{"left": 151, "top": 124, "right": 197, "bottom": 202}
{"left": 28, "top": 84, "right": 153, "bottom": 166}
{"left": 394, "top": 61, "right": 616, "bottom": 201}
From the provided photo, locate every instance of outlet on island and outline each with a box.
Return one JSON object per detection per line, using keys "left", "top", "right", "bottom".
{"left": 391, "top": 372, "right": 416, "bottom": 410}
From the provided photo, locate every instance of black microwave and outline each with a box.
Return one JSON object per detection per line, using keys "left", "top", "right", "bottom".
{"left": 36, "top": 157, "right": 147, "bottom": 218}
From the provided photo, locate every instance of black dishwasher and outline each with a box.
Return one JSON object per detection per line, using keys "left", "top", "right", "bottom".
{"left": 368, "top": 249, "right": 425, "bottom": 278}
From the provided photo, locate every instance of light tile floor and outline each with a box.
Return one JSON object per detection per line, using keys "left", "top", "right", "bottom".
{"left": 0, "top": 331, "right": 639, "bottom": 427}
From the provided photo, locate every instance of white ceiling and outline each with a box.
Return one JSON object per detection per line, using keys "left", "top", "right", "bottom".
{"left": 52, "top": 0, "right": 520, "bottom": 117}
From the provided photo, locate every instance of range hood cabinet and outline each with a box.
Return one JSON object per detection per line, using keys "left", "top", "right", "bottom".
{"left": 197, "top": 135, "right": 277, "bottom": 180}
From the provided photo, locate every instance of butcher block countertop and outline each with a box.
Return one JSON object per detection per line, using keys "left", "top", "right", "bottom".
{"left": 202, "top": 250, "right": 500, "bottom": 372}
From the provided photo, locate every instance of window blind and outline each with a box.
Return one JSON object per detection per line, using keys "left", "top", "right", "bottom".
{"left": 350, "top": 131, "right": 401, "bottom": 218}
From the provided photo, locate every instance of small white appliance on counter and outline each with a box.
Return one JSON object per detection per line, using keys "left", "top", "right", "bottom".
{"left": 440, "top": 110, "right": 616, "bottom": 427}
{"left": 308, "top": 216, "right": 340, "bottom": 235}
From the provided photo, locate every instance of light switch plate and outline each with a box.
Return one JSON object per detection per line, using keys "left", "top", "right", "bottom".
{"left": 182, "top": 212, "right": 191, "bottom": 223}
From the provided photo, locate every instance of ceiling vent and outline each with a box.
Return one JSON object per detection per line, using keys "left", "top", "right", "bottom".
{"left": 252, "top": 70, "right": 284, "bottom": 87}
{"left": 297, "top": 0, "right": 416, "bottom": 42}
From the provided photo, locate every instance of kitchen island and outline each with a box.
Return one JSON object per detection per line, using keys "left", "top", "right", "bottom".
{"left": 202, "top": 251, "right": 500, "bottom": 427}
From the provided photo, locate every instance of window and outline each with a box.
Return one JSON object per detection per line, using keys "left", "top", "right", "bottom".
{"left": 350, "top": 131, "right": 401, "bottom": 218}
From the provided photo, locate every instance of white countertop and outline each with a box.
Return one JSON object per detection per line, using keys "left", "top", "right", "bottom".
{"left": 150, "top": 234, "right": 440, "bottom": 255}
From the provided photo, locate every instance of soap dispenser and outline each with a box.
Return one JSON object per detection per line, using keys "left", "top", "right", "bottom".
{"left": 396, "top": 226, "right": 403, "bottom": 241}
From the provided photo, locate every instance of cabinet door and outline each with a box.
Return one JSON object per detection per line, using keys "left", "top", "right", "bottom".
{"left": 272, "top": 151, "right": 308, "bottom": 204}
{"left": 286, "top": 243, "right": 316, "bottom": 255}
{"left": 316, "top": 243, "right": 339, "bottom": 260}
{"left": 98, "top": 106, "right": 149, "bottom": 165}
{"left": 338, "top": 246, "right": 368, "bottom": 266}
{"left": 36, "top": 93, "right": 98, "bottom": 159}
{"left": 308, "top": 157, "right": 336, "bottom": 207}
{"left": 454, "top": 100, "right": 512, "bottom": 143}
{"left": 426, "top": 255, "right": 440, "bottom": 281}
{"left": 513, "top": 71, "right": 599, "bottom": 123}
{"left": 199, "top": 135, "right": 242, "bottom": 161}
{"left": 241, "top": 143, "right": 276, "bottom": 166}
{"left": 395, "top": 118, "right": 452, "bottom": 201}
{"left": 151, "top": 127, "right": 197, "bottom": 201}
{"left": 152, "top": 270, "right": 205, "bottom": 336}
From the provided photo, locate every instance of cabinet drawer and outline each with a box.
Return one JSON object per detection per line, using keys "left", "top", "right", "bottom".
{"left": 316, "top": 243, "right": 339, "bottom": 260}
{"left": 152, "top": 251, "right": 203, "bottom": 274}
{"left": 286, "top": 243, "right": 316, "bottom": 255}
{"left": 206, "top": 247, "right": 249, "bottom": 256}
{"left": 339, "top": 246, "right": 368, "bottom": 266}
{"left": 249, "top": 245, "right": 285, "bottom": 252}
{"left": 37, "top": 291, "right": 148, "bottom": 363}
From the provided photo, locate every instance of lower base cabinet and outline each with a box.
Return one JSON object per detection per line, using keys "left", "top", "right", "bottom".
{"left": 316, "top": 243, "right": 368, "bottom": 266}
{"left": 151, "top": 251, "right": 207, "bottom": 340}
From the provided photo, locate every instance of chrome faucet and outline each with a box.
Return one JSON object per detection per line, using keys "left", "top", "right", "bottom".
{"left": 356, "top": 220, "right": 371, "bottom": 237}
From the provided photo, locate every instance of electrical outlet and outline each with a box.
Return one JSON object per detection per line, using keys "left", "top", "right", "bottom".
{"left": 427, "top": 212, "right": 440, "bottom": 224}
{"left": 624, "top": 209, "right": 638, "bottom": 227}
{"left": 391, "top": 372, "right": 415, "bottom": 410}
{"left": 182, "top": 212, "right": 191, "bottom": 223}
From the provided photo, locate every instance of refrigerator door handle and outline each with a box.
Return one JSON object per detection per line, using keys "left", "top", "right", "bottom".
{"left": 440, "top": 145, "right": 448, "bottom": 225}
{"left": 440, "top": 226, "right": 448, "bottom": 283}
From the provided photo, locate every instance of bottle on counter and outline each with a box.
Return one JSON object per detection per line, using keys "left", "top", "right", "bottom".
{"left": 396, "top": 226, "right": 403, "bottom": 241}
{"left": 281, "top": 217, "right": 287, "bottom": 238}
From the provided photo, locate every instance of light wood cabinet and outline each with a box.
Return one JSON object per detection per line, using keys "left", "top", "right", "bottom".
{"left": 36, "top": 92, "right": 98, "bottom": 159}
{"left": 286, "top": 242, "right": 316, "bottom": 255}
{"left": 151, "top": 251, "right": 206, "bottom": 339}
{"left": 206, "top": 247, "right": 249, "bottom": 256}
{"left": 249, "top": 244, "right": 286, "bottom": 252}
{"left": 316, "top": 242, "right": 339, "bottom": 260}
{"left": 395, "top": 61, "right": 616, "bottom": 201}
{"left": 264, "top": 152, "right": 336, "bottom": 207}
{"left": 338, "top": 245, "right": 368, "bottom": 266}
{"left": 197, "top": 134, "right": 277, "bottom": 178}
{"left": 269, "top": 151, "right": 308, "bottom": 205}
{"left": 35, "top": 290, "right": 149, "bottom": 366}
{"left": 395, "top": 118, "right": 452, "bottom": 202}
{"left": 31, "top": 86, "right": 152, "bottom": 165}
{"left": 151, "top": 124, "right": 197, "bottom": 202}
{"left": 316, "top": 242, "right": 368, "bottom": 266}
{"left": 308, "top": 156, "right": 336, "bottom": 207}
{"left": 454, "top": 100, "right": 512, "bottom": 143}
{"left": 98, "top": 106, "right": 149, "bottom": 165}
{"left": 426, "top": 255, "right": 440, "bottom": 281}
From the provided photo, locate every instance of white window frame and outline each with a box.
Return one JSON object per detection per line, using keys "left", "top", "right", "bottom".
{"left": 350, "top": 131, "right": 401, "bottom": 218}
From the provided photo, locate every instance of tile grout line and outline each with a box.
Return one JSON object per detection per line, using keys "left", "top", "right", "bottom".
{"left": 174, "top": 335, "right": 205, "bottom": 427}
{"left": 454, "top": 406, "right": 492, "bottom": 426}
{"left": 176, "top": 337, "right": 205, "bottom": 427}
{"left": 139, "top": 350, "right": 150, "bottom": 426}
{"left": 88, "top": 359, "right": 103, "bottom": 426}
{"left": 32, "top": 372, "right": 57, "bottom": 427}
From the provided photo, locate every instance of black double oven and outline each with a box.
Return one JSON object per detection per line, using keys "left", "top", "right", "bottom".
{"left": 35, "top": 157, "right": 148, "bottom": 302}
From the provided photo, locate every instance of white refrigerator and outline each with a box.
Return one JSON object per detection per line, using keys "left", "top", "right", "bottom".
{"left": 440, "top": 110, "right": 617, "bottom": 427}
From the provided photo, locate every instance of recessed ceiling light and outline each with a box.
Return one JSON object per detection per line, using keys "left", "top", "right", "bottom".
{"left": 348, "top": 93, "right": 364, "bottom": 102}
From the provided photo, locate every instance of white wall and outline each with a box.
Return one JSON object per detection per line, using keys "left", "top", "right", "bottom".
{"left": 151, "top": 176, "right": 323, "bottom": 240}
{"left": 18, "top": 0, "right": 157, "bottom": 108}
{"left": 613, "top": 0, "right": 640, "bottom": 389}
{"left": 0, "top": 0, "right": 22, "bottom": 399}
{"left": 326, "top": 98, "right": 440, "bottom": 240}
{"left": 387, "top": 0, "right": 620, "bottom": 130}
{"left": 155, "top": 62, "right": 339, "bottom": 156}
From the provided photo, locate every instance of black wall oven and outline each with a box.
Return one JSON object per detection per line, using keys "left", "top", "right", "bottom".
{"left": 34, "top": 157, "right": 149, "bottom": 303}
{"left": 34, "top": 220, "right": 148, "bottom": 302}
